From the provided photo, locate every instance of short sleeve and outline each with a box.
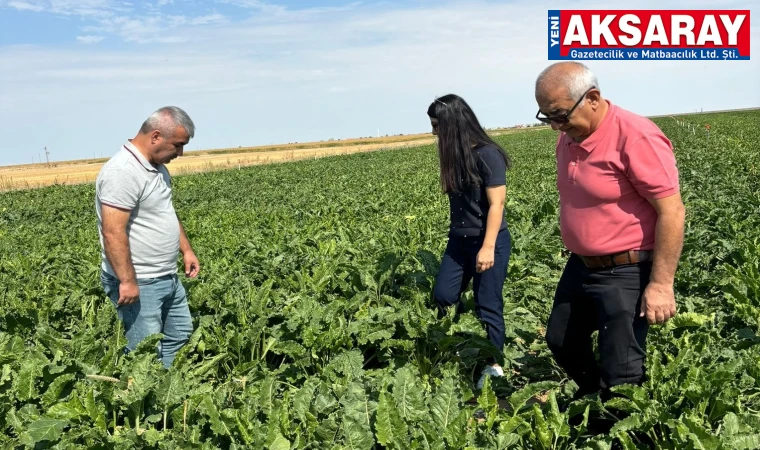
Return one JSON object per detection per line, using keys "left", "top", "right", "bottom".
{"left": 97, "top": 167, "right": 142, "bottom": 211}
{"left": 624, "top": 133, "right": 680, "bottom": 199}
{"left": 478, "top": 146, "right": 507, "bottom": 187}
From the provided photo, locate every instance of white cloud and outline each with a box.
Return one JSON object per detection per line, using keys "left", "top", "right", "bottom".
{"left": 86, "top": 15, "right": 206, "bottom": 44}
{"left": 189, "top": 14, "right": 226, "bottom": 26}
{"left": 1, "top": 0, "right": 229, "bottom": 44}
{"left": 216, "top": 0, "right": 285, "bottom": 14}
{"left": 76, "top": 35, "right": 104, "bottom": 44}
{"left": 2, "top": 0, "right": 127, "bottom": 17}
{"left": 7, "top": 1, "right": 43, "bottom": 12}
{"left": 0, "top": 0, "right": 758, "bottom": 165}
{"left": 77, "top": 35, "right": 105, "bottom": 44}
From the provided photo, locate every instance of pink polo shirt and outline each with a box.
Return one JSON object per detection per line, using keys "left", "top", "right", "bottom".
{"left": 556, "top": 100, "right": 680, "bottom": 256}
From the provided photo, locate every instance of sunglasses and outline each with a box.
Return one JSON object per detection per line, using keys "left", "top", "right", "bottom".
{"left": 535, "top": 86, "right": 596, "bottom": 125}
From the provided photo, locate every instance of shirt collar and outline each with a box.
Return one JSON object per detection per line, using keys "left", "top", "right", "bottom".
{"left": 565, "top": 99, "right": 616, "bottom": 153}
{"left": 123, "top": 140, "right": 159, "bottom": 172}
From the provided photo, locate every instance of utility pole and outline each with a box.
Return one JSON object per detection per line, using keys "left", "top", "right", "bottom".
{"left": 44, "top": 146, "right": 50, "bottom": 167}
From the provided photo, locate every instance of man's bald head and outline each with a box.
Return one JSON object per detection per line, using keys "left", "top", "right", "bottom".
{"left": 535, "top": 62, "right": 599, "bottom": 103}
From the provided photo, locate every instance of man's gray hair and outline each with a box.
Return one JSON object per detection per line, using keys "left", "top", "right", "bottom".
{"left": 535, "top": 62, "right": 599, "bottom": 101}
{"left": 140, "top": 106, "right": 195, "bottom": 139}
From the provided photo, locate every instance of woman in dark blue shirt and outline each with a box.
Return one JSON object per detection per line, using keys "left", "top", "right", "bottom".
{"left": 427, "top": 94, "right": 512, "bottom": 389}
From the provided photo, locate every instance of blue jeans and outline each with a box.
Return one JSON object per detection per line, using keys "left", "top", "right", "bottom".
{"left": 101, "top": 271, "right": 193, "bottom": 368}
{"left": 434, "top": 228, "right": 511, "bottom": 361}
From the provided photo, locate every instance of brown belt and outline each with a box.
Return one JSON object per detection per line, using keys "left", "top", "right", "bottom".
{"left": 577, "top": 250, "right": 653, "bottom": 269}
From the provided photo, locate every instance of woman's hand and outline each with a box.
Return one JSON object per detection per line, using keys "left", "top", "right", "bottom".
{"left": 476, "top": 246, "right": 495, "bottom": 273}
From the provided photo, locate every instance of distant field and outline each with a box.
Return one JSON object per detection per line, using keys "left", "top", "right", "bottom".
{"left": 0, "top": 127, "right": 536, "bottom": 192}
{"left": 4, "top": 106, "right": 758, "bottom": 193}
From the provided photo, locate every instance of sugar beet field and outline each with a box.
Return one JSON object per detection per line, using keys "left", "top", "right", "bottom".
{"left": 1, "top": 110, "right": 759, "bottom": 449}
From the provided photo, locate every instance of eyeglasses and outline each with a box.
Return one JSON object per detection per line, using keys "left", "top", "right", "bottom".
{"left": 535, "top": 86, "right": 596, "bottom": 125}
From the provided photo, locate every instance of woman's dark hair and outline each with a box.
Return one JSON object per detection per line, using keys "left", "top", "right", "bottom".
{"left": 427, "top": 94, "right": 512, "bottom": 193}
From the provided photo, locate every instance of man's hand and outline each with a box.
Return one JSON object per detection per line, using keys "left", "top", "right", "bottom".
{"left": 177, "top": 218, "right": 199, "bottom": 278}
{"left": 118, "top": 280, "right": 140, "bottom": 305}
{"left": 476, "top": 246, "right": 495, "bottom": 273}
{"left": 183, "top": 251, "right": 200, "bottom": 278}
{"left": 640, "top": 281, "right": 677, "bottom": 324}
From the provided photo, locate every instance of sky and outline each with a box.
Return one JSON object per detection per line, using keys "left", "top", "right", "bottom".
{"left": 0, "top": 0, "right": 758, "bottom": 166}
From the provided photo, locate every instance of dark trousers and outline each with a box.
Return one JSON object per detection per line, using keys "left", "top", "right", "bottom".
{"left": 545, "top": 254, "right": 652, "bottom": 396}
{"left": 434, "top": 229, "right": 511, "bottom": 359}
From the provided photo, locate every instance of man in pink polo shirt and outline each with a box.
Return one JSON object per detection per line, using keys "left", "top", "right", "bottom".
{"left": 534, "top": 62, "right": 685, "bottom": 400}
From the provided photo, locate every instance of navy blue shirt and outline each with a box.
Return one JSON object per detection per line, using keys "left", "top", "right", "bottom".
{"left": 448, "top": 144, "right": 508, "bottom": 238}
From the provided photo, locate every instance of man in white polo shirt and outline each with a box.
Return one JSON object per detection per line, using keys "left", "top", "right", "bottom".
{"left": 95, "top": 106, "right": 200, "bottom": 368}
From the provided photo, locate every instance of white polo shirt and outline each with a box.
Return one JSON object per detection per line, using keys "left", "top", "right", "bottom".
{"left": 95, "top": 140, "right": 180, "bottom": 278}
